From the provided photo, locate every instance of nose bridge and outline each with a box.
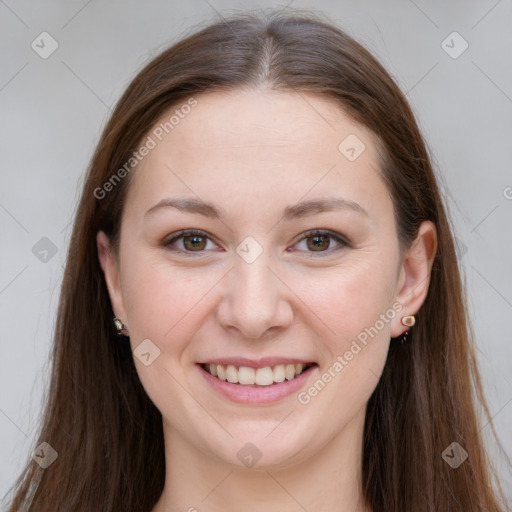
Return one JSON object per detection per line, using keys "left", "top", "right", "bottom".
{"left": 235, "top": 246, "right": 274, "bottom": 300}
{"left": 218, "top": 238, "right": 293, "bottom": 339}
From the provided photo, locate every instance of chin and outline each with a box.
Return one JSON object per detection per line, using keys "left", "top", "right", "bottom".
{"left": 206, "top": 429, "right": 315, "bottom": 471}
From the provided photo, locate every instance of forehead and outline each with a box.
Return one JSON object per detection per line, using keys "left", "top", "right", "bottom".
{"left": 125, "top": 88, "right": 390, "bottom": 222}
{"left": 157, "top": 89, "right": 375, "bottom": 158}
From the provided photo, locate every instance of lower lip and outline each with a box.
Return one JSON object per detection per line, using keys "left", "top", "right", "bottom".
{"left": 197, "top": 364, "right": 318, "bottom": 404}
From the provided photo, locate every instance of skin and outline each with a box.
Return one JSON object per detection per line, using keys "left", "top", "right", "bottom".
{"left": 97, "top": 88, "right": 437, "bottom": 512}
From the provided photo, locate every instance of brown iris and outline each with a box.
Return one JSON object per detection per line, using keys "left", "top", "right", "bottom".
{"left": 306, "top": 234, "right": 330, "bottom": 251}
{"left": 183, "top": 234, "right": 207, "bottom": 251}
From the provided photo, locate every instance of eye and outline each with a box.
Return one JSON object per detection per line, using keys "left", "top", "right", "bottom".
{"left": 163, "top": 229, "right": 220, "bottom": 255}
{"left": 290, "top": 229, "right": 349, "bottom": 255}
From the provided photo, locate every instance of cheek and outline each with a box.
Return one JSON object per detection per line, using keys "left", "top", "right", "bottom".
{"left": 309, "top": 259, "right": 396, "bottom": 403}
{"left": 119, "top": 253, "right": 221, "bottom": 416}
{"left": 121, "top": 251, "right": 221, "bottom": 347}
{"left": 297, "top": 258, "right": 397, "bottom": 347}
{"left": 292, "top": 266, "right": 394, "bottom": 426}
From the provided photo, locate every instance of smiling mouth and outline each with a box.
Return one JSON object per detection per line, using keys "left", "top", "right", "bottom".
{"left": 200, "top": 362, "right": 317, "bottom": 387}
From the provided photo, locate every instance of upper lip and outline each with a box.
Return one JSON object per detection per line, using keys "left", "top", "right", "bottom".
{"left": 198, "top": 357, "right": 316, "bottom": 368}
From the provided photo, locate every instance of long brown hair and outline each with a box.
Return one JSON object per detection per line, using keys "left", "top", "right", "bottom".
{"left": 5, "top": 10, "right": 509, "bottom": 511}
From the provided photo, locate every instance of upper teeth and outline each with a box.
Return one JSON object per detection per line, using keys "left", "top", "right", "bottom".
{"left": 205, "top": 363, "right": 309, "bottom": 386}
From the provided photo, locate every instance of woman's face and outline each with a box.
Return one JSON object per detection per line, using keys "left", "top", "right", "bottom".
{"left": 98, "top": 88, "right": 434, "bottom": 470}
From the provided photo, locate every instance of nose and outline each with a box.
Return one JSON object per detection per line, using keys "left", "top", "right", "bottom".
{"left": 216, "top": 248, "right": 294, "bottom": 340}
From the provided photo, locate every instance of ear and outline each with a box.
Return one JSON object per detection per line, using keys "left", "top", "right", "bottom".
{"left": 96, "top": 230, "right": 127, "bottom": 324}
{"left": 390, "top": 220, "right": 437, "bottom": 338}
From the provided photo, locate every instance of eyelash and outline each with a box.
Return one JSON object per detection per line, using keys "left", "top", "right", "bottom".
{"left": 162, "top": 229, "right": 350, "bottom": 257}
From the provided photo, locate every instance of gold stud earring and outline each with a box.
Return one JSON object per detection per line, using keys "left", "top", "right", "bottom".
{"left": 400, "top": 315, "right": 416, "bottom": 327}
{"left": 399, "top": 315, "right": 415, "bottom": 343}
{"left": 113, "top": 317, "right": 129, "bottom": 336}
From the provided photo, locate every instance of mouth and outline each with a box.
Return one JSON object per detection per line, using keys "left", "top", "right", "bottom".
{"left": 199, "top": 362, "right": 317, "bottom": 387}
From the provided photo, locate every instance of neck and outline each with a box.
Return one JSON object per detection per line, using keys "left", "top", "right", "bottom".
{"left": 153, "top": 407, "right": 371, "bottom": 512}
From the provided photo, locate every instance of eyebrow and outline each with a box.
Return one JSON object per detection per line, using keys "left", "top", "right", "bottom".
{"left": 144, "top": 196, "right": 368, "bottom": 220}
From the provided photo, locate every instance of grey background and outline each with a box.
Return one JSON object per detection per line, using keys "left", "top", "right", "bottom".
{"left": 1, "top": 0, "right": 511, "bottom": 505}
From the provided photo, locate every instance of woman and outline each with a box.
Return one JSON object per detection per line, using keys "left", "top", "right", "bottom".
{"left": 5, "top": 10, "right": 509, "bottom": 512}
